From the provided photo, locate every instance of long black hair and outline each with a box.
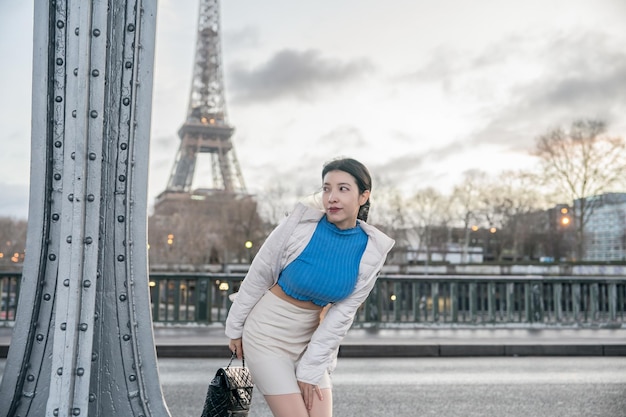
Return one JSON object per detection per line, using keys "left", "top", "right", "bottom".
{"left": 322, "top": 158, "right": 372, "bottom": 222}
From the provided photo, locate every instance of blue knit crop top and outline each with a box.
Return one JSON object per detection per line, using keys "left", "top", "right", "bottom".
{"left": 277, "top": 215, "right": 368, "bottom": 307}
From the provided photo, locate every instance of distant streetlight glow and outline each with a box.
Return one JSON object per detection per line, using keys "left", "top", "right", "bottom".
{"left": 244, "top": 240, "right": 253, "bottom": 249}
{"left": 489, "top": 227, "right": 497, "bottom": 234}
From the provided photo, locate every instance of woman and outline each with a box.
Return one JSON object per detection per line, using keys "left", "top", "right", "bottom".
{"left": 225, "top": 158, "right": 394, "bottom": 417}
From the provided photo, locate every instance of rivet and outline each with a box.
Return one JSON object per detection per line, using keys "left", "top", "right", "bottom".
{"left": 55, "top": 96, "right": 62, "bottom": 103}
{"left": 127, "top": 24, "right": 135, "bottom": 32}
{"left": 60, "top": 322, "right": 67, "bottom": 330}
{"left": 122, "top": 98, "right": 130, "bottom": 106}
{"left": 117, "top": 215, "right": 125, "bottom": 222}
{"left": 63, "top": 279, "right": 70, "bottom": 287}
{"left": 87, "top": 194, "right": 95, "bottom": 202}
{"left": 72, "top": 408, "right": 80, "bottom": 416}
{"left": 90, "top": 110, "right": 98, "bottom": 118}
{"left": 54, "top": 173, "right": 61, "bottom": 180}
{"left": 93, "top": 28, "right": 101, "bottom": 37}
{"left": 129, "top": 375, "right": 136, "bottom": 382}
{"left": 27, "top": 374, "right": 35, "bottom": 382}
{"left": 119, "top": 294, "right": 127, "bottom": 302}
{"left": 54, "top": 409, "right": 59, "bottom": 416}
{"left": 73, "top": 68, "right": 78, "bottom": 76}
{"left": 125, "top": 61, "right": 132, "bottom": 69}
{"left": 36, "top": 333, "right": 44, "bottom": 341}
{"left": 75, "top": 27, "right": 79, "bottom": 36}
{"left": 57, "top": 368, "right": 63, "bottom": 375}
{"left": 92, "top": 352, "right": 98, "bottom": 361}
{"left": 49, "top": 254, "right": 57, "bottom": 261}
{"left": 123, "top": 334, "right": 131, "bottom": 341}
{"left": 89, "top": 152, "right": 97, "bottom": 160}
{"left": 71, "top": 152, "right": 76, "bottom": 159}
{"left": 120, "top": 143, "right": 128, "bottom": 150}
{"left": 54, "top": 141, "right": 62, "bottom": 148}
{"left": 84, "top": 280, "right": 91, "bottom": 288}
{"left": 79, "top": 323, "right": 88, "bottom": 331}
{"left": 56, "top": 20, "right": 64, "bottom": 29}
{"left": 66, "top": 236, "right": 72, "bottom": 243}
{"left": 117, "top": 255, "right": 125, "bottom": 262}
{"left": 43, "top": 293, "right": 51, "bottom": 301}
{"left": 76, "top": 368, "right": 84, "bottom": 376}
{"left": 84, "top": 237, "right": 93, "bottom": 244}
{"left": 52, "top": 213, "right": 60, "bottom": 221}
{"left": 56, "top": 58, "right": 64, "bottom": 66}
{"left": 89, "top": 394, "right": 96, "bottom": 402}
{"left": 68, "top": 194, "right": 74, "bottom": 202}
{"left": 118, "top": 175, "right": 126, "bottom": 182}
{"left": 72, "top": 110, "right": 77, "bottom": 118}
{"left": 91, "top": 69, "right": 99, "bottom": 77}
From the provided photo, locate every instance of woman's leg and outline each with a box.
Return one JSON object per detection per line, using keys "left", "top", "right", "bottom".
{"left": 265, "top": 389, "right": 333, "bottom": 417}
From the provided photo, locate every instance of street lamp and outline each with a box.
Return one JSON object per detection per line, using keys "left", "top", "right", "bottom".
{"left": 244, "top": 240, "right": 253, "bottom": 263}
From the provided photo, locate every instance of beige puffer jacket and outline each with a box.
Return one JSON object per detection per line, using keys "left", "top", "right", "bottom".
{"left": 225, "top": 202, "right": 395, "bottom": 385}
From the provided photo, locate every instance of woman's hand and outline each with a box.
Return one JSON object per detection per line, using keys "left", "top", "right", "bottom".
{"left": 228, "top": 338, "right": 243, "bottom": 359}
{"left": 297, "top": 380, "right": 323, "bottom": 410}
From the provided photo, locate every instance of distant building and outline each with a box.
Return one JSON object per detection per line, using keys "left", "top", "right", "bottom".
{"left": 581, "top": 193, "right": 626, "bottom": 261}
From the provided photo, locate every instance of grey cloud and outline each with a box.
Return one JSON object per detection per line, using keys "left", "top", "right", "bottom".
{"left": 474, "top": 32, "right": 626, "bottom": 151}
{"left": 229, "top": 49, "right": 374, "bottom": 103}
{"left": 400, "top": 30, "right": 626, "bottom": 156}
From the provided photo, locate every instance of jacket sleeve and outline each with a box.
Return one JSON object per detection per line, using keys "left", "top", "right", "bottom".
{"left": 224, "top": 217, "right": 290, "bottom": 339}
{"left": 295, "top": 267, "right": 380, "bottom": 385}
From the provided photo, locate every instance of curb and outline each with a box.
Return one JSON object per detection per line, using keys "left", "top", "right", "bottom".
{"left": 151, "top": 343, "right": 626, "bottom": 358}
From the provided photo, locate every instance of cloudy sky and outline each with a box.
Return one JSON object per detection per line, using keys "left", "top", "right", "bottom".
{"left": 1, "top": 0, "right": 625, "bottom": 219}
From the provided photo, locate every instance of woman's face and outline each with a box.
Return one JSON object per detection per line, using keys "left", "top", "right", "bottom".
{"left": 322, "top": 170, "right": 370, "bottom": 230}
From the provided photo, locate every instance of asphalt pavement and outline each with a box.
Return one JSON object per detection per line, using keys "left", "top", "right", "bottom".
{"left": 3, "top": 357, "right": 625, "bottom": 416}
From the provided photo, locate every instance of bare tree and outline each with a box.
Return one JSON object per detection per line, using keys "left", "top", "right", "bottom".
{"left": 480, "top": 170, "right": 545, "bottom": 261}
{"left": 256, "top": 182, "right": 293, "bottom": 231}
{"left": 408, "top": 187, "right": 447, "bottom": 263}
{"left": 534, "top": 119, "right": 626, "bottom": 259}
{"left": 451, "top": 170, "right": 487, "bottom": 263}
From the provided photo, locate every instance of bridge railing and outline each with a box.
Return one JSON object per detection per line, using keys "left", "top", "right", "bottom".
{"left": 1, "top": 271, "right": 625, "bottom": 327}
{"left": 0, "top": 271, "right": 19, "bottom": 323}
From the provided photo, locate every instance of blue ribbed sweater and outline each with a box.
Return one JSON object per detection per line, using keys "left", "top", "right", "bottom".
{"left": 277, "top": 215, "right": 368, "bottom": 306}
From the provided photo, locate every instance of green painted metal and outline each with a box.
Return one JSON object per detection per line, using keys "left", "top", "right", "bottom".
{"left": 3, "top": 272, "right": 626, "bottom": 328}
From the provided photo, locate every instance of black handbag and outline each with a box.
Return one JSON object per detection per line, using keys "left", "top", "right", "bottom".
{"left": 200, "top": 353, "right": 254, "bottom": 417}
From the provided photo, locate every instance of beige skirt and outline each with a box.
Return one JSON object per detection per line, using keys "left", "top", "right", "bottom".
{"left": 242, "top": 290, "right": 332, "bottom": 395}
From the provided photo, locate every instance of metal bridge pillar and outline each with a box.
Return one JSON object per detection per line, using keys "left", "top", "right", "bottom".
{"left": 0, "top": 1, "right": 170, "bottom": 416}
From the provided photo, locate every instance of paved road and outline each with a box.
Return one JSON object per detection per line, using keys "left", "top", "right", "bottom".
{"left": 4, "top": 357, "right": 624, "bottom": 416}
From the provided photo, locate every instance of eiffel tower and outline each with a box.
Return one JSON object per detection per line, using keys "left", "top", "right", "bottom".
{"left": 151, "top": 0, "right": 260, "bottom": 267}
{"left": 165, "top": 0, "right": 245, "bottom": 194}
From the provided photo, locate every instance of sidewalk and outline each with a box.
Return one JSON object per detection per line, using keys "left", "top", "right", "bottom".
{"left": 1, "top": 324, "right": 624, "bottom": 358}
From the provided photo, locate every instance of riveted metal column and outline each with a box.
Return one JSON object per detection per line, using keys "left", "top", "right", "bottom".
{"left": 0, "top": 1, "right": 167, "bottom": 416}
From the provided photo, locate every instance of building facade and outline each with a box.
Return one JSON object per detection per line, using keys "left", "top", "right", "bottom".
{"left": 582, "top": 193, "right": 626, "bottom": 261}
